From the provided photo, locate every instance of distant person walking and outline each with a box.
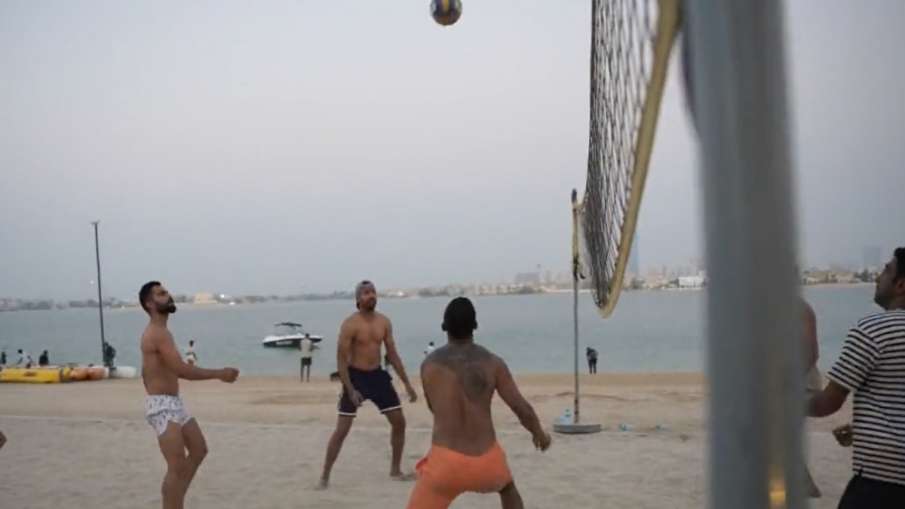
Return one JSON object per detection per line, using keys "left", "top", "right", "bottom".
{"left": 185, "top": 340, "right": 198, "bottom": 365}
{"left": 38, "top": 350, "right": 49, "bottom": 367}
{"left": 586, "top": 347, "right": 598, "bottom": 374}
{"left": 300, "top": 334, "right": 314, "bottom": 382}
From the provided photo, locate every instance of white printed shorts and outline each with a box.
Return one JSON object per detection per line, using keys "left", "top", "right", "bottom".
{"left": 145, "top": 395, "right": 193, "bottom": 436}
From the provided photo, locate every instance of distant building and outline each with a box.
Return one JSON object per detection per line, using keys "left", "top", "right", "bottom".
{"left": 678, "top": 276, "right": 706, "bottom": 289}
{"left": 514, "top": 272, "right": 541, "bottom": 285}
{"left": 193, "top": 292, "right": 217, "bottom": 305}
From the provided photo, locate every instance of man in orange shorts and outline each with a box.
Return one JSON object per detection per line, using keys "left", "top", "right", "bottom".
{"left": 407, "top": 297, "right": 551, "bottom": 509}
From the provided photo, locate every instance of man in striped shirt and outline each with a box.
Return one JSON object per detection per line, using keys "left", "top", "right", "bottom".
{"left": 808, "top": 247, "right": 905, "bottom": 508}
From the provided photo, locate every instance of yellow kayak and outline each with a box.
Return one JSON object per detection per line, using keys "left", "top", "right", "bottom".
{"left": 0, "top": 366, "right": 70, "bottom": 384}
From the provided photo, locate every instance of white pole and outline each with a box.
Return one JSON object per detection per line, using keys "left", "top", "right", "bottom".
{"left": 685, "top": 1, "right": 804, "bottom": 508}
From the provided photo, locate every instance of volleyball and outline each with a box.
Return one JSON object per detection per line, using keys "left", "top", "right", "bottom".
{"left": 431, "top": 0, "right": 462, "bottom": 26}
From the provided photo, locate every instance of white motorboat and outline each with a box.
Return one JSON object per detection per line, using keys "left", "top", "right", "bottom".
{"left": 261, "top": 322, "right": 323, "bottom": 348}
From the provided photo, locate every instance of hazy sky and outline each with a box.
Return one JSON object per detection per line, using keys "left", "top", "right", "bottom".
{"left": 2, "top": 1, "right": 903, "bottom": 300}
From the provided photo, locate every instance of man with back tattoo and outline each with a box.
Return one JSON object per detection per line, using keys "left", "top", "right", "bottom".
{"left": 406, "top": 297, "right": 552, "bottom": 509}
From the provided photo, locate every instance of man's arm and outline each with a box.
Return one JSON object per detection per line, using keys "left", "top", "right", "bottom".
{"left": 384, "top": 320, "right": 417, "bottom": 402}
{"left": 155, "top": 332, "right": 235, "bottom": 382}
{"left": 808, "top": 380, "right": 849, "bottom": 418}
{"left": 495, "top": 358, "right": 551, "bottom": 451}
{"left": 801, "top": 302, "right": 819, "bottom": 372}
{"left": 420, "top": 362, "right": 434, "bottom": 413}
{"left": 336, "top": 320, "right": 361, "bottom": 404}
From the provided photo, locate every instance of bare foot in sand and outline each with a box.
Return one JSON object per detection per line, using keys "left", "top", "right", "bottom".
{"left": 315, "top": 477, "right": 329, "bottom": 490}
{"left": 390, "top": 472, "right": 416, "bottom": 482}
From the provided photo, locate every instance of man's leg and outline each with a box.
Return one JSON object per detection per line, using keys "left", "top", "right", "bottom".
{"left": 384, "top": 409, "right": 408, "bottom": 478}
{"left": 300, "top": 359, "right": 304, "bottom": 382}
{"left": 320, "top": 415, "right": 354, "bottom": 487}
{"left": 499, "top": 481, "right": 524, "bottom": 509}
{"left": 180, "top": 419, "right": 208, "bottom": 490}
{"left": 306, "top": 362, "right": 311, "bottom": 382}
{"left": 157, "top": 422, "right": 191, "bottom": 509}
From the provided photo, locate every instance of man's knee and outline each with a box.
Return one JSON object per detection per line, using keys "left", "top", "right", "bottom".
{"left": 166, "top": 457, "right": 193, "bottom": 481}
{"left": 387, "top": 409, "right": 405, "bottom": 428}
{"left": 190, "top": 443, "right": 208, "bottom": 464}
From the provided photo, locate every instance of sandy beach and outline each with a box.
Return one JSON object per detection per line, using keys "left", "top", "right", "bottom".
{"left": 1, "top": 373, "right": 853, "bottom": 508}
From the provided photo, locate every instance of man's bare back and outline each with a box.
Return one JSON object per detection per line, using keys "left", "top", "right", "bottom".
{"left": 422, "top": 343, "right": 501, "bottom": 455}
{"left": 407, "top": 298, "right": 549, "bottom": 509}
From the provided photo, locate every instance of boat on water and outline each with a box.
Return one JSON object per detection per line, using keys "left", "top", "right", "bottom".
{"left": 262, "top": 322, "right": 323, "bottom": 348}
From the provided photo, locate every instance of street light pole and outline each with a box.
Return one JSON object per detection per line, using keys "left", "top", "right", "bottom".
{"left": 91, "top": 221, "right": 107, "bottom": 366}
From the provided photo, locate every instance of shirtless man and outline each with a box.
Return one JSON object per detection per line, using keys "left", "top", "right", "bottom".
{"left": 407, "top": 297, "right": 551, "bottom": 509}
{"left": 139, "top": 281, "right": 239, "bottom": 509}
{"left": 319, "top": 280, "right": 418, "bottom": 487}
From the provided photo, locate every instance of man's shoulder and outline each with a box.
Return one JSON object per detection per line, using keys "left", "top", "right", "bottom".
{"left": 427, "top": 344, "right": 499, "bottom": 365}
{"left": 856, "top": 310, "right": 905, "bottom": 335}
{"left": 140, "top": 324, "right": 169, "bottom": 351}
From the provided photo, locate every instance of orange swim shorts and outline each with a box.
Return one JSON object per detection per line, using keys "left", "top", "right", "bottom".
{"left": 406, "top": 442, "right": 513, "bottom": 509}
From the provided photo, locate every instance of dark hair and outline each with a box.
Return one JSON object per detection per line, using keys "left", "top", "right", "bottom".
{"left": 442, "top": 297, "right": 477, "bottom": 340}
{"left": 139, "top": 281, "right": 161, "bottom": 313}
{"left": 895, "top": 247, "right": 905, "bottom": 280}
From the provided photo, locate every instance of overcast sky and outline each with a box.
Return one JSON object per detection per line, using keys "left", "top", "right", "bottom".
{"left": 2, "top": 0, "right": 903, "bottom": 300}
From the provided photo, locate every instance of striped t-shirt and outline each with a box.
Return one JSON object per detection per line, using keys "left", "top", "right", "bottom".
{"left": 827, "top": 309, "right": 905, "bottom": 485}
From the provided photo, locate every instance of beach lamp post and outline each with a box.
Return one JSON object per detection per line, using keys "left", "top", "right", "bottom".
{"left": 554, "top": 191, "right": 602, "bottom": 434}
{"left": 91, "top": 221, "right": 108, "bottom": 367}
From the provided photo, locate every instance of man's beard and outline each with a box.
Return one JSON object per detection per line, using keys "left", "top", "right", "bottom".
{"left": 158, "top": 300, "right": 177, "bottom": 314}
{"left": 360, "top": 299, "right": 376, "bottom": 311}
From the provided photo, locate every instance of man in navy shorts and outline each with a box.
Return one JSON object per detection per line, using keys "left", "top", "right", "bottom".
{"left": 318, "top": 280, "right": 418, "bottom": 488}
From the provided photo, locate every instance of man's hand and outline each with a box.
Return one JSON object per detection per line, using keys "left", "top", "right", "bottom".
{"left": 405, "top": 384, "right": 418, "bottom": 403}
{"left": 833, "top": 424, "right": 853, "bottom": 447}
{"left": 219, "top": 368, "right": 239, "bottom": 383}
{"left": 533, "top": 430, "right": 552, "bottom": 451}
{"left": 349, "top": 389, "right": 365, "bottom": 407}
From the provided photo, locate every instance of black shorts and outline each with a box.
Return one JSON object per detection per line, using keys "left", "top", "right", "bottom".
{"left": 301, "top": 357, "right": 312, "bottom": 367}
{"left": 839, "top": 474, "right": 905, "bottom": 509}
{"left": 338, "top": 367, "right": 401, "bottom": 417}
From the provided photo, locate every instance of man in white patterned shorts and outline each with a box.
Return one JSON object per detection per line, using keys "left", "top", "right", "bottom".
{"left": 139, "top": 281, "right": 239, "bottom": 509}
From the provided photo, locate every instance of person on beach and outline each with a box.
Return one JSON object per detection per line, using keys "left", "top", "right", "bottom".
{"left": 16, "top": 349, "right": 33, "bottom": 368}
{"left": 586, "top": 347, "right": 598, "bottom": 374}
{"left": 424, "top": 341, "right": 436, "bottom": 357}
{"left": 38, "top": 350, "right": 49, "bottom": 367}
{"left": 406, "top": 297, "right": 552, "bottom": 509}
{"left": 184, "top": 340, "right": 197, "bottom": 366}
{"left": 808, "top": 248, "right": 905, "bottom": 508}
{"left": 319, "top": 280, "right": 419, "bottom": 488}
{"left": 300, "top": 333, "right": 314, "bottom": 382}
{"left": 139, "top": 281, "right": 239, "bottom": 509}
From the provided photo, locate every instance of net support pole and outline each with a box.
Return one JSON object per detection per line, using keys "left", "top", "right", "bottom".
{"left": 572, "top": 189, "right": 581, "bottom": 424}
{"left": 685, "top": 1, "right": 804, "bottom": 508}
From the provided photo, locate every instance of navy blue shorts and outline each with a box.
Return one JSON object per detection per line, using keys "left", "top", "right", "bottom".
{"left": 338, "top": 367, "right": 401, "bottom": 417}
